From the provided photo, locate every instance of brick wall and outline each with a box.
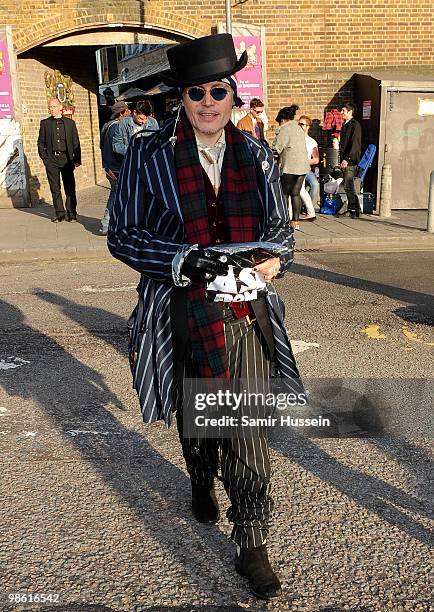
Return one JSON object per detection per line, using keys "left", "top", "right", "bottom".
{"left": 17, "top": 46, "right": 104, "bottom": 205}
{"left": 1, "top": 0, "right": 432, "bottom": 203}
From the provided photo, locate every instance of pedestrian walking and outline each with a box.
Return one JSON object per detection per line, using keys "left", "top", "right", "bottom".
{"left": 108, "top": 33, "right": 301, "bottom": 601}
{"left": 298, "top": 115, "right": 319, "bottom": 220}
{"left": 112, "top": 100, "right": 159, "bottom": 157}
{"left": 339, "top": 102, "right": 362, "bottom": 218}
{"left": 272, "top": 105, "right": 310, "bottom": 230}
{"left": 99, "top": 101, "right": 130, "bottom": 235}
{"left": 37, "top": 97, "right": 81, "bottom": 222}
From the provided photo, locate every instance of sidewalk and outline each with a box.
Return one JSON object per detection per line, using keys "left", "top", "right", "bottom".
{"left": 0, "top": 184, "right": 433, "bottom": 263}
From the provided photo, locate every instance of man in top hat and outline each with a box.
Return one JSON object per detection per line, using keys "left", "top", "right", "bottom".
{"left": 108, "top": 33, "right": 300, "bottom": 601}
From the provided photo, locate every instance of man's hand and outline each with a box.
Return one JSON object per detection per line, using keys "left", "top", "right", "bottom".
{"left": 340, "top": 160, "right": 348, "bottom": 170}
{"left": 253, "top": 257, "right": 281, "bottom": 283}
{"left": 181, "top": 249, "right": 229, "bottom": 282}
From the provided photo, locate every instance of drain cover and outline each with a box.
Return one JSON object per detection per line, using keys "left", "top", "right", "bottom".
{"left": 295, "top": 248, "right": 322, "bottom": 253}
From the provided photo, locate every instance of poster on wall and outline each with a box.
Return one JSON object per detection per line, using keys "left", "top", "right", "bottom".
{"left": 362, "top": 100, "right": 372, "bottom": 120}
{"left": 0, "top": 40, "right": 14, "bottom": 119}
{"left": 418, "top": 98, "right": 434, "bottom": 116}
{"left": 233, "top": 36, "right": 264, "bottom": 107}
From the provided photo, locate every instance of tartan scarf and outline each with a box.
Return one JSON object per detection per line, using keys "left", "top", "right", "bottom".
{"left": 175, "top": 110, "right": 262, "bottom": 378}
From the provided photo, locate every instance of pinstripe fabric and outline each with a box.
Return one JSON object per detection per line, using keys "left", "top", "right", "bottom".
{"left": 222, "top": 318, "right": 272, "bottom": 548}
{"left": 108, "top": 119, "right": 300, "bottom": 426}
{"left": 176, "top": 316, "right": 272, "bottom": 548}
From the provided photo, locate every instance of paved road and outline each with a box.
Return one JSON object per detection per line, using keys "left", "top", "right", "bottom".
{"left": 0, "top": 252, "right": 432, "bottom": 611}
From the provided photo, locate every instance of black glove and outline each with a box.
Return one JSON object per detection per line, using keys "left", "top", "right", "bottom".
{"left": 181, "top": 248, "right": 229, "bottom": 282}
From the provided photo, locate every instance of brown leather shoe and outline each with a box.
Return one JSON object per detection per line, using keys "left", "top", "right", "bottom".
{"left": 191, "top": 483, "right": 220, "bottom": 524}
{"left": 235, "top": 544, "right": 282, "bottom": 600}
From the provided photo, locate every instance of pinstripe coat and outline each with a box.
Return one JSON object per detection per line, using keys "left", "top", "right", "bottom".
{"left": 108, "top": 118, "right": 300, "bottom": 426}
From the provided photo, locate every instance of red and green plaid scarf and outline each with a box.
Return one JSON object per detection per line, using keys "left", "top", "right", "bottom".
{"left": 175, "top": 111, "right": 262, "bottom": 378}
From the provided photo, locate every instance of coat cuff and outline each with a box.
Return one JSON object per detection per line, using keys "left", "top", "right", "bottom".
{"left": 172, "top": 245, "right": 198, "bottom": 287}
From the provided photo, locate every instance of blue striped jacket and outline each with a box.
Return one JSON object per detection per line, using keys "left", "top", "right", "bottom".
{"left": 108, "top": 119, "right": 300, "bottom": 426}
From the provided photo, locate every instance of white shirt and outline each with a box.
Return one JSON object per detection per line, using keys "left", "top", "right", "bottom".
{"left": 196, "top": 131, "right": 226, "bottom": 193}
{"left": 305, "top": 134, "right": 318, "bottom": 160}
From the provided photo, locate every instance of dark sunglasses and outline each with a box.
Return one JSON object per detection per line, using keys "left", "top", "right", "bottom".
{"left": 299, "top": 122, "right": 308, "bottom": 126}
{"left": 186, "top": 86, "right": 230, "bottom": 102}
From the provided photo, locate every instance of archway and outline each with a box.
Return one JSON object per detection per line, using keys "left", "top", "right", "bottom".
{"left": 15, "top": 23, "right": 201, "bottom": 206}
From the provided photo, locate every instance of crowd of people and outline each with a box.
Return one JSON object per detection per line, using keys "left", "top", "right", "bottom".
{"left": 38, "top": 85, "right": 362, "bottom": 229}
{"left": 255, "top": 100, "right": 362, "bottom": 228}
{"left": 99, "top": 100, "right": 159, "bottom": 234}
{"left": 231, "top": 96, "right": 362, "bottom": 227}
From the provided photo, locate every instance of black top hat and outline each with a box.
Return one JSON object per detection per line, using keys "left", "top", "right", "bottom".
{"left": 160, "top": 34, "right": 247, "bottom": 86}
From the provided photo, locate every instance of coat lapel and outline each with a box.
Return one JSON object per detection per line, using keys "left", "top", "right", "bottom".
{"left": 143, "top": 123, "right": 183, "bottom": 221}
{"left": 248, "top": 138, "right": 274, "bottom": 230}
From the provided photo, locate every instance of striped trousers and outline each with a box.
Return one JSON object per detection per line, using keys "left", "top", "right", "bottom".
{"left": 176, "top": 310, "right": 273, "bottom": 549}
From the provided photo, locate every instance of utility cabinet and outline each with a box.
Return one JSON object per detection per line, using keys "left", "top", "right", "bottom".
{"left": 355, "top": 72, "right": 434, "bottom": 211}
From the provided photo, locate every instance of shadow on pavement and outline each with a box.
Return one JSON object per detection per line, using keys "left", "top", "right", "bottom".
{"left": 393, "top": 305, "right": 434, "bottom": 326}
{"left": 12, "top": 606, "right": 116, "bottom": 612}
{"left": 18, "top": 201, "right": 53, "bottom": 220}
{"left": 135, "top": 607, "right": 250, "bottom": 611}
{"left": 357, "top": 216, "right": 426, "bottom": 232}
{"left": 16, "top": 606, "right": 249, "bottom": 612}
{"left": 270, "top": 428, "right": 433, "bottom": 546}
{"left": 35, "top": 291, "right": 433, "bottom": 549}
{"left": 36, "top": 288, "right": 133, "bottom": 350}
{"left": 15, "top": 192, "right": 107, "bottom": 236}
{"left": 74, "top": 212, "right": 105, "bottom": 236}
{"left": 367, "top": 437, "right": 433, "bottom": 505}
{"left": 289, "top": 262, "right": 434, "bottom": 313}
{"left": 0, "top": 300, "right": 241, "bottom": 602}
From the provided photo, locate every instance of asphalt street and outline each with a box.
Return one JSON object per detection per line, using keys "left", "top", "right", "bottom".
{"left": 0, "top": 251, "right": 432, "bottom": 612}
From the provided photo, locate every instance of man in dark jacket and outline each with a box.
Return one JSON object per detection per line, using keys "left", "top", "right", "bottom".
{"left": 108, "top": 34, "right": 302, "bottom": 602}
{"left": 37, "top": 97, "right": 81, "bottom": 222}
{"left": 339, "top": 102, "right": 362, "bottom": 218}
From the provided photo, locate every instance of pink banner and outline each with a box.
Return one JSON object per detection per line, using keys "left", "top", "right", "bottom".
{"left": 233, "top": 36, "right": 263, "bottom": 107}
{"left": 0, "top": 40, "right": 14, "bottom": 119}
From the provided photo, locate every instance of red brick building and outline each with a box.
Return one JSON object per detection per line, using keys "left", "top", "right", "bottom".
{"left": 1, "top": 0, "right": 433, "bottom": 207}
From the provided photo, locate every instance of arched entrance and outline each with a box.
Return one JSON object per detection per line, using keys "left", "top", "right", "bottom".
{"left": 15, "top": 22, "right": 204, "bottom": 206}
